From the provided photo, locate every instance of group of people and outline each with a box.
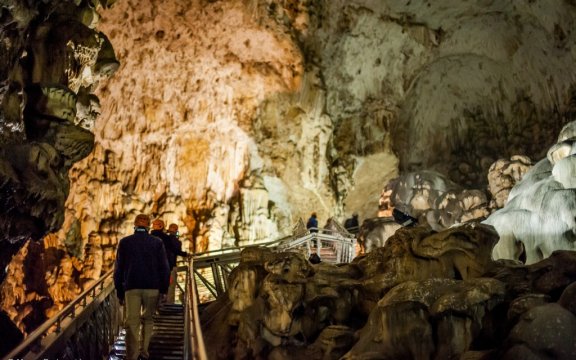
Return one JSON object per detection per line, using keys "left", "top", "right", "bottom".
{"left": 113, "top": 214, "right": 189, "bottom": 360}
{"left": 305, "top": 211, "right": 360, "bottom": 265}
{"left": 306, "top": 212, "right": 360, "bottom": 235}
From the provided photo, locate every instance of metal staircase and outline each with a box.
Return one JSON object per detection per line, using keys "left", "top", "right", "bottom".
{"left": 3, "top": 219, "right": 355, "bottom": 360}
{"left": 107, "top": 304, "right": 185, "bottom": 360}
{"left": 149, "top": 304, "right": 185, "bottom": 360}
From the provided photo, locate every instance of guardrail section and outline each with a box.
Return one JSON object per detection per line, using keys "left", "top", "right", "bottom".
{"left": 3, "top": 269, "right": 121, "bottom": 360}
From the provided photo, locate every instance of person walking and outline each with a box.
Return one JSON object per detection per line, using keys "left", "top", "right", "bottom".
{"left": 344, "top": 212, "right": 360, "bottom": 235}
{"left": 166, "top": 223, "right": 189, "bottom": 303}
{"left": 114, "top": 214, "right": 170, "bottom": 360}
{"left": 150, "top": 219, "right": 177, "bottom": 300}
{"left": 306, "top": 212, "right": 319, "bottom": 233}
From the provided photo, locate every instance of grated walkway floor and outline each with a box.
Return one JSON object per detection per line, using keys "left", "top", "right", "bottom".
{"left": 108, "top": 304, "right": 185, "bottom": 360}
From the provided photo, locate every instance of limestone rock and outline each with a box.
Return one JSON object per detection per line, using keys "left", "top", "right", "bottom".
{"left": 0, "top": 0, "right": 117, "bottom": 274}
{"left": 356, "top": 223, "right": 498, "bottom": 305}
{"left": 386, "top": 171, "right": 491, "bottom": 231}
{"left": 343, "top": 278, "right": 506, "bottom": 360}
{"left": 5, "top": 0, "right": 576, "bottom": 351}
{"left": 558, "top": 282, "right": 576, "bottom": 315}
{"left": 487, "top": 155, "right": 533, "bottom": 209}
{"left": 485, "top": 121, "right": 576, "bottom": 264}
{"left": 202, "top": 227, "right": 576, "bottom": 359}
{"left": 356, "top": 217, "right": 400, "bottom": 254}
{"left": 503, "top": 304, "right": 576, "bottom": 360}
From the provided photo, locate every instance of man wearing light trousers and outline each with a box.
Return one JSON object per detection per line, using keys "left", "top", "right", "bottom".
{"left": 114, "top": 214, "right": 170, "bottom": 360}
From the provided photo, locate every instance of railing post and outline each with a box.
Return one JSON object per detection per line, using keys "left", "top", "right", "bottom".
{"left": 211, "top": 262, "right": 224, "bottom": 297}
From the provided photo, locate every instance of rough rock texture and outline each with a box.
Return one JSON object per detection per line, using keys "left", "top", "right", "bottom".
{"left": 62, "top": 0, "right": 576, "bottom": 261}
{"left": 4, "top": 0, "right": 576, "bottom": 348}
{"left": 201, "top": 226, "right": 576, "bottom": 360}
{"left": 0, "top": 0, "right": 118, "bottom": 342}
{"left": 0, "top": 0, "right": 117, "bottom": 253}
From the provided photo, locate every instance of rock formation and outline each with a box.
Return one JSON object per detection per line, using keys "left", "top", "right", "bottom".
{"left": 0, "top": 0, "right": 118, "bottom": 345}
{"left": 0, "top": 0, "right": 118, "bottom": 253}
{"left": 485, "top": 121, "right": 576, "bottom": 264}
{"left": 201, "top": 225, "right": 576, "bottom": 359}
{"left": 3, "top": 0, "right": 576, "bottom": 352}
{"left": 58, "top": 0, "right": 576, "bottom": 264}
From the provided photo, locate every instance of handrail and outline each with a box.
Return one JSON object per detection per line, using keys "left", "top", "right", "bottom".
{"left": 185, "top": 257, "right": 208, "bottom": 360}
{"left": 192, "top": 235, "right": 291, "bottom": 258}
{"left": 3, "top": 269, "right": 115, "bottom": 360}
{"left": 192, "top": 226, "right": 354, "bottom": 259}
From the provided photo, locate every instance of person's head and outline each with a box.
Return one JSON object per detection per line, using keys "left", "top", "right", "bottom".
{"left": 168, "top": 223, "right": 179, "bottom": 236}
{"left": 152, "top": 219, "right": 165, "bottom": 231}
{"left": 134, "top": 214, "right": 150, "bottom": 230}
{"left": 308, "top": 253, "right": 321, "bottom": 264}
{"left": 311, "top": 212, "right": 317, "bottom": 218}
{"left": 352, "top": 212, "right": 358, "bottom": 218}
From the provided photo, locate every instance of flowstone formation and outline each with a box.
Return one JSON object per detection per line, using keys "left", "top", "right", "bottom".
{"left": 201, "top": 224, "right": 576, "bottom": 359}
{"left": 0, "top": 0, "right": 118, "bottom": 252}
{"left": 485, "top": 121, "right": 576, "bottom": 264}
{"left": 357, "top": 156, "right": 532, "bottom": 253}
{"left": 54, "top": 0, "right": 576, "bottom": 266}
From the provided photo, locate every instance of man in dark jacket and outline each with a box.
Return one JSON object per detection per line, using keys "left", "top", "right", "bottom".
{"left": 151, "top": 219, "right": 179, "bottom": 269}
{"left": 344, "top": 212, "right": 360, "bottom": 235}
{"left": 114, "top": 214, "right": 169, "bottom": 360}
{"left": 166, "top": 223, "right": 189, "bottom": 303}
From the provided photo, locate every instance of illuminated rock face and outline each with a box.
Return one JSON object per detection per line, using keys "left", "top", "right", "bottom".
{"left": 68, "top": 0, "right": 576, "bottom": 255}
{"left": 65, "top": 0, "right": 313, "bottom": 255}
{"left": 3, "top": 0, "right": 576, "bottom": 343}
{"left": 485, "top": 121, "right": 576, "bottom": 264}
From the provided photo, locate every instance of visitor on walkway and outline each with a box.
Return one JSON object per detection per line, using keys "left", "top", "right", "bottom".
{"left": 344, "top": 212, "right": 360, "bottom": 235}
{"left": 151, "top": 218, "right": 176, "bottom": 267}
{"left": 114, "top": 214, "right": 170, "bottom": 360}
{"left": 150, "top": 218, "right": 184, "bottom": 301}
{"left": 306, "top": 212, "right": 319, "bottom": 233}
{"left": 166, "top": 223, "right": 189, "bottom": 303}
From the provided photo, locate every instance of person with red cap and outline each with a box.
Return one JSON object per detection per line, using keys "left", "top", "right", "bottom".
{"left": 166, "top": 223, "right": 189, "bottom": 303}
{"left": 114, "top": 214, "right": 169, "bottom": 360}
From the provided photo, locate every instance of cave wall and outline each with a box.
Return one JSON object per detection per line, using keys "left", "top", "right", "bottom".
{"left": 3, "top": 0, "right": 576, "bottom": 340}
{"left": 76, "top": 0, "right": 576, "bottom": 249}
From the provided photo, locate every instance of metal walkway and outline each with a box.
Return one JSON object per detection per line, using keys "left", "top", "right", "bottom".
{"left": 193, "top": 219, "right": 356, "bottom": 303}
{"left": 108, "top": 304, "right": 185, "bottom": 360}
{"left": 149, "top": 304, "right": 185, "bottom": 360}
{"left": 2, "top": 219, "right": 355, "bottom": 360}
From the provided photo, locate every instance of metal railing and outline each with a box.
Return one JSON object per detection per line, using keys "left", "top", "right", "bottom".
{"left": 184, "top": 258, "right": 208, "bottom": 360}
{"left": 3, "top": 269, "right": 120, "bottom": 360}
{"left": 192, "top": 226, "right": 356, "bottom": 303}
{"left": 3, "top": 221, "right": 356, "bottom": 360}
{"left": 276, "top": 227, "right": 356, "bottom": 263}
